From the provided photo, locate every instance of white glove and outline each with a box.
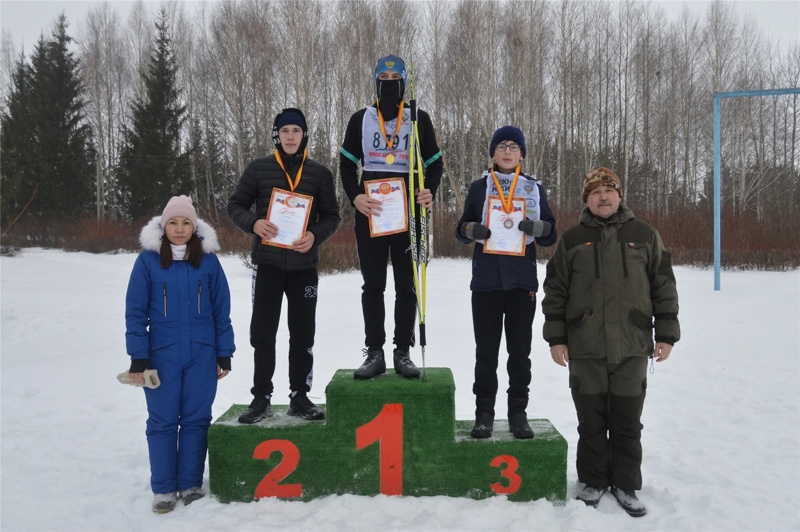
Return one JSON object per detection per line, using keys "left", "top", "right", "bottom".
{"left": 116, "top": 369, "right": 161, "bottom": 389}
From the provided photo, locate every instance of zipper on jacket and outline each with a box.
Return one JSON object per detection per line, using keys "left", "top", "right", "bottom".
{"left": 620, "top": 242, "right": 629, "bottom": 278}
{"left": 197, "top": 280, "right": 202, "bottom": 313}
{"left": 593, "top": 244, "right": 600, "bottom": 279}
{"left": 162, "top": 282, "right": 167, "bottom": 316}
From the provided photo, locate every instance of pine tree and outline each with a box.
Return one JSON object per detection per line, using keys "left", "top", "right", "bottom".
{"left": 1, "top": 15, "right": 95, "bottom": 226}
{"left": 190, "top": 117, "right": 228, "bottom": 221}
{"left": 0, "top": 55, "right": 35, "bottom": 227}
{"left": 117, "top": 10, "right": 190, "bottom": 221}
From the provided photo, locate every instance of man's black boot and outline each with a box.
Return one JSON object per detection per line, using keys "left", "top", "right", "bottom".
{"left": 508, "top": 396, "right": 534, "bottom": 439}
{"left": 392, "top": 348, "right": 420, "bottom": 379}
{"left": 354, "top": 348, "right": 386, "bottom": 379}
{"left": 471, "top": 396, "right": 495, "bottom": 438}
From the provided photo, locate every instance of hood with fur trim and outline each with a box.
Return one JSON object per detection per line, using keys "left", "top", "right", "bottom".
{"left": 139, "top": 216, "right": 221, "bottom": 254}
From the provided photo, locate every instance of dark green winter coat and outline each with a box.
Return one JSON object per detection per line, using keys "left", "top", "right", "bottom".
{"left": 542, "top": 205, "right": 679, "bottom": 364}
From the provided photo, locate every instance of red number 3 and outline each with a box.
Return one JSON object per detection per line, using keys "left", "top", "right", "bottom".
{"left": 489, "top": 454, "right": 521, "bottom": 494}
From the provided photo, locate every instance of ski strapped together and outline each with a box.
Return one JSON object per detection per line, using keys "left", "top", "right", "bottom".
{"left": 407, "top": 54, "right": 429, "bottom": 382}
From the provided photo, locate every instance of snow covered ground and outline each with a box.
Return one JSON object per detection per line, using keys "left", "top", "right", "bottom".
{"left": 1, "top": 249, "right": 798, "bottom": 531}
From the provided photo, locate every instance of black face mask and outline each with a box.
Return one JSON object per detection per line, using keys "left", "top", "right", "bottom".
{"left": 376, "top": 79, "right": 405, "bottom": 118}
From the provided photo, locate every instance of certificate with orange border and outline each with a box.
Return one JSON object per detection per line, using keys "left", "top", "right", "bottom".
{"left": 364, "top": 177, "right": 408, "bottom": 237}
{"left": 483, "top": 196, "right": 526, "bottom": 256}
{"left": 262, "top": 188, "right": 314, "bottom": 249}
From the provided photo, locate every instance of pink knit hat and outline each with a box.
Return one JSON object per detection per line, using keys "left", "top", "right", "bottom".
{"left": 160, "top": 195, "right": 198, "bottom": 229}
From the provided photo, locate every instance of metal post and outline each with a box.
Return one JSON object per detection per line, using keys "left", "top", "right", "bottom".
{"left": 712, "top": 87, "right": 800, "bottom": 291}
{"left": 713, "top": 95, "right": 721, "bottom": 290}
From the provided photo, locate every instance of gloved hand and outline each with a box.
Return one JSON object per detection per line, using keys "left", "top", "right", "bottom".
{"left": 518, "top": 219, "right": 553, "bottom": 238}
{"left": 461, "top": 221, "right": 491, "bottom": 240}
{"left": 116, "top": 369, "right": 161, "bottom": 389}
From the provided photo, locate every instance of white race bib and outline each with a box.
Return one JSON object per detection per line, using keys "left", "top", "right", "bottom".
{"left": 481, "top": 170, "right": 542, "bottom": 244}
{"left": 361, "top": 107, "right": 412, "bottom": 172}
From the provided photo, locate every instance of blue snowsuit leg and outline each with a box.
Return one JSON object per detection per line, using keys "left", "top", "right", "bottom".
{"left": 144, "top": 344, "right": 218, "bottom": 494}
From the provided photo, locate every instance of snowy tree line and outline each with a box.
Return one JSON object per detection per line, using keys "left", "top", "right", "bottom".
{"left": 1, "top": 0, "right": 798, "bottom": 256}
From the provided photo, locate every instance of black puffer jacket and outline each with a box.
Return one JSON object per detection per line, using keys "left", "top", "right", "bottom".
{"left": 227, "top": 152, "right": 340, "bottom": 270}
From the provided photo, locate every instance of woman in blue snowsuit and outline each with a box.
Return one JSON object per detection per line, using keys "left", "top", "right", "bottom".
{"left": 125, "top": 195, "right": 235, "bottom": 513}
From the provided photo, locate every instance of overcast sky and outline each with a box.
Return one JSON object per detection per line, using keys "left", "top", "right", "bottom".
{"left": 1, "top": 0, "right": 798, "bottom": 54}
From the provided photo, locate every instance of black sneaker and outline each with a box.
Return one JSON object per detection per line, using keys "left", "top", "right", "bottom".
{"left": 508, "top": 411, "right": 534, "bottom": 439}
{"left": 576, "top": 484, "right": 607, "bottom": 507}
{"left": 610, "top": 486, "right": 647, "bottom": 517}
{"left": 354, "top": 348, "right": 386, "bottom": 379}
{"left": 470, "top": 410, "right": 494, "bottom": 439}
{"left": 287, "top": 392, "right": 325, "bottom": 420}
{"left": 393, "top": 348, "right": 420, "bottom": 379}
{"left": 238, "top": 395, "right": 273, "bottom": 424}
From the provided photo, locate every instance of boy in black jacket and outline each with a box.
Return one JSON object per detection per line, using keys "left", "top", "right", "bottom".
{"left": 455, "top": 126, "right": 557, "bottom": 439}
{"left": 228, "top": 108, "right": 340, "bottom": 424}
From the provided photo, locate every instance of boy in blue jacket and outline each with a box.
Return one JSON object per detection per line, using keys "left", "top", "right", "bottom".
{"left": 455, "top": 126, "right": 557, "bottom": 439}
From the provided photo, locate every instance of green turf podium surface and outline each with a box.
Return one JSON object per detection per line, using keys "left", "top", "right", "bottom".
{"left": 209, "top": 368, "right": 567, "bottom": 503}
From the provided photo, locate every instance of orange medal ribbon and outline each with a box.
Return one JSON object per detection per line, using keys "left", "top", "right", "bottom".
{"left": 376, "top": 101, "right": 405, "bottom": 164}
{"left": 490, "top": 165, "right": 522, "bottom": 213}
{"left": 275, "top": 149, "right": 307, "bottom": 192}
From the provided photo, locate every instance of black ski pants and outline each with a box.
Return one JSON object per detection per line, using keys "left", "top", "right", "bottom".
{"left": 569, "top": 356, "right": 648, "bottom": 490}
{"left": 354, "top": 211, "right": 416, "bottom": 350}
{"left": 471, "top": 289, "right": 536, "bottom": 402}
{"left": 249, "top": 264, "right": 318, "bottom": 397}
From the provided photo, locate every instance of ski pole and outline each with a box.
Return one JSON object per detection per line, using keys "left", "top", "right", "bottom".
{"left": 408, "top": 54, "right": 428, "bottom": 381}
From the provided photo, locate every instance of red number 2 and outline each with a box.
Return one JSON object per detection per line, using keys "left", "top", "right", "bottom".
{"left": 490, "top": 454, "right": 521, "bottom": 494}
{"left": 253, "top": 439, "right": 302, "bottom": 498}
{"left": 356, "top": 403, "right": 404, "bottom": 495}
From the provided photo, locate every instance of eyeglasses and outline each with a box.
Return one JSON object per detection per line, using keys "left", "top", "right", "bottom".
{"left": 495, "top": 144, "right": 520, "bottom": 152}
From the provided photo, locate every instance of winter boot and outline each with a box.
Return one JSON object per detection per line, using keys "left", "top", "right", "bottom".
{"left": 354, "top": 348, "right": 386, "bottom": 379}
{"left": 508, "top": 396, "right": 534, "bottom": 439}
{"left": 393, "top": 348, "right": 420, "bottom": 379}
{"left": 179, "top": 487, "right": 205, "bottom": 505}
{"left": 576, "top": 484, "right": 607, "bottom": 507}
{"left": 287, "top": 391, "right": 325, "bottom": 420}
{"left": 152, "top": 492, "right": 177, "bottom": 513}
{"left": 238, "top": 395, "right": 273, "bottom": 424}
{"left": 470, "top": 396, "right": 495, "bottom": 438}
{"left": 610, "top": 486, "right": 647, "bottom": 517}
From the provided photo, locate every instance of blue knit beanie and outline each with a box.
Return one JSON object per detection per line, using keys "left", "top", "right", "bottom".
{"left": 489, "top": 126, "right": 527, "bottom": 159}
{"left": 272, "top": 108, "right": 309, "bottom": 154}
{"left": 375, "top": 55, "right": 407, "bottom": 83}
{"left": 275, "top": 109, "right": 307, "bottom": 131}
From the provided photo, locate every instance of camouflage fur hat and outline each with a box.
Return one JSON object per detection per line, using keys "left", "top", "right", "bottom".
{"left": 582, "top": 167, "right": 622, "bottom": 203}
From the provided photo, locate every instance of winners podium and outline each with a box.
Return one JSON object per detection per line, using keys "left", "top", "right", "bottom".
{"left": 208, "top": 368, "right": 567, "bottom": 503}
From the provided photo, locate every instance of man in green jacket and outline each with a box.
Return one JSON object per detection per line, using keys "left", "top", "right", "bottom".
{"left": 542, "top": 167, "right": 680, "bottom": 518}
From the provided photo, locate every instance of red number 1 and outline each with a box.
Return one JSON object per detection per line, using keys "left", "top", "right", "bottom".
{"left": 356, "top": 403, "right": 404, "bottom": 495}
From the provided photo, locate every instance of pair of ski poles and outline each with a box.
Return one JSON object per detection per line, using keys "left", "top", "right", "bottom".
{"left": 406, "top": 56, "right": 429, "bottom": 382}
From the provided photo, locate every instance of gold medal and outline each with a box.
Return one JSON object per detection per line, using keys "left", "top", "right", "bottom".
{"left": 376, "top": 101, "right": 404, "bottom": 168}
